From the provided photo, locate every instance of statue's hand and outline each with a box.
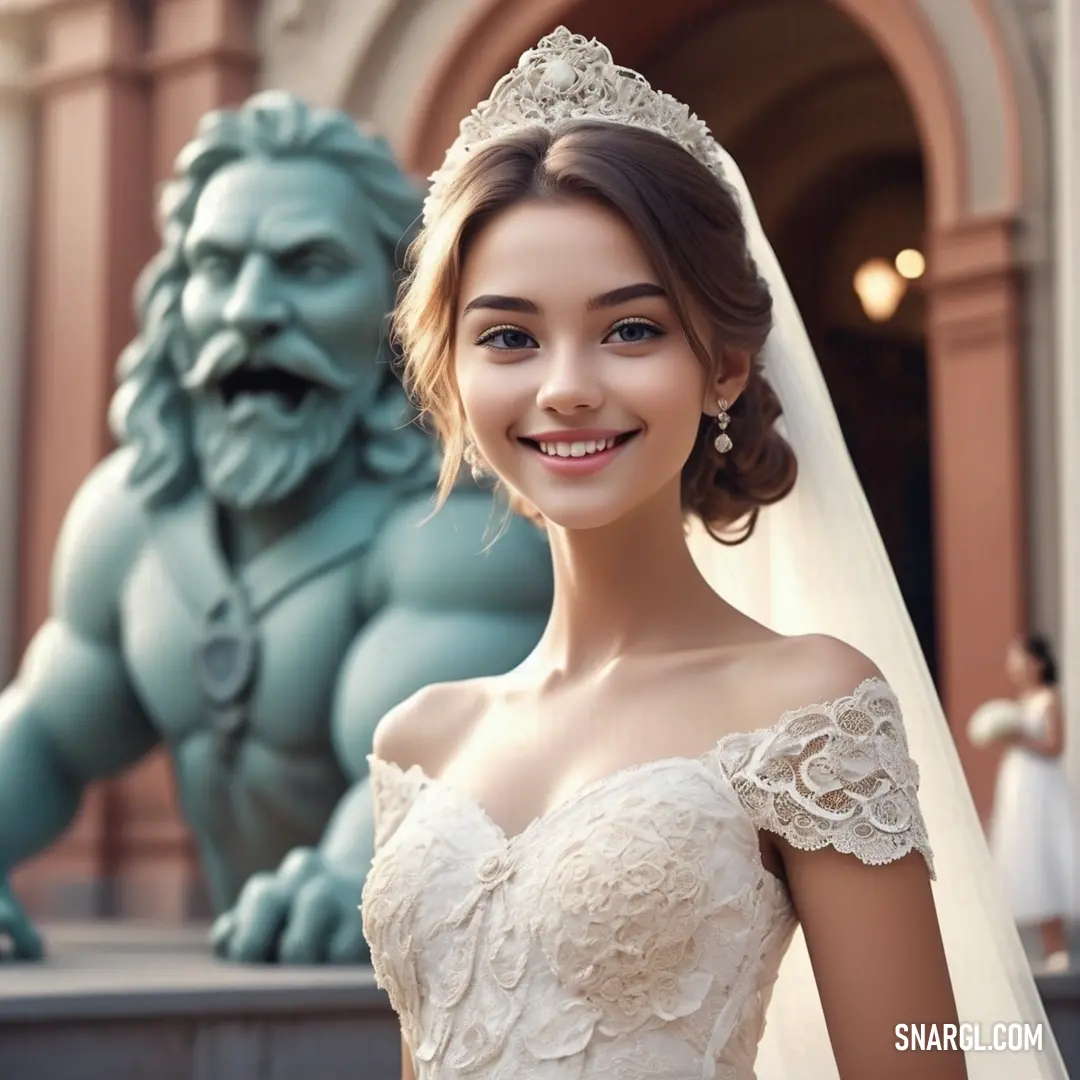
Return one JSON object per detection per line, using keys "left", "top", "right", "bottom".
{"left": 210, "top": 848, "right": 368, "bottom": 964}
{"left": 0, "top": 881, "right": 44, "bottom": 961}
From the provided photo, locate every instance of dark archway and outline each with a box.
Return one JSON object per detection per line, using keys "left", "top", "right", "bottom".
{"left": 775, "top": 155, "right": 936, "bottom": 680}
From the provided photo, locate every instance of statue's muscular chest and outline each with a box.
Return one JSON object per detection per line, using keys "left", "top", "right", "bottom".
{"left": 116, "top": 484, "right": 391, "bottom": 752}
{"left": 119, "top": 547, "right": 360, "bottom": 750}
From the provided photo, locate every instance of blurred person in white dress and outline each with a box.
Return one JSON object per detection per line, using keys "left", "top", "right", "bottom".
{"left": 981, "top": 635, "right": 1079, "bottom": 971}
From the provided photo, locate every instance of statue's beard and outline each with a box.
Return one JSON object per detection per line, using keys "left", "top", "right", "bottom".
{"left": 184, "top": 329, "right": 363, "bottom": 510}
{"left": 192, "top": 393, "right": 357, "bottom": 508}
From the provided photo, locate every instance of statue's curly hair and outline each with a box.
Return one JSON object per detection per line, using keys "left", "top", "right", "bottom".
{"left": 109, "top": 91, "right": 434, "bottom": 507}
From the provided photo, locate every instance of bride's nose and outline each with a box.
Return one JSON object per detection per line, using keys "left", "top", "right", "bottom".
{"left": 535, "top": 348, "right": 604, "bottom": 414}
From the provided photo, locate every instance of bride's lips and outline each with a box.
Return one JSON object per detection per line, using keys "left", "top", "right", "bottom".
{"left": 517, "top": 428, "right": 641, "bottom": 477}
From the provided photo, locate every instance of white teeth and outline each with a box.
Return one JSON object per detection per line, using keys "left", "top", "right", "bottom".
{"left": 537, "top": 437, "right": 619, "bottom": 457}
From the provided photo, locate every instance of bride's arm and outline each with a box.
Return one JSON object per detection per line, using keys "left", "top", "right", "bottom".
{"left": 399, "top": 1035, "right": 417, "bottom": 1080}
{"left": 724, "top": 637, "right": 967, "bottom": 1079}
{"left": 778, "top": 825, "right": 965, "bottom": 1079}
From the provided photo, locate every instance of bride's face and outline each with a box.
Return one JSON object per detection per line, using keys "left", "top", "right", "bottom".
{"left": 454, "top": 198, "right": 714, "bottom": 531}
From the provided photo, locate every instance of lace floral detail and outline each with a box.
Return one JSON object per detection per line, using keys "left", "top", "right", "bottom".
{"left": 717, "top": 678, "right": 936, "bottom": 878}
{"left": 364, "top": 759, "right": 536, "bottom": 1074}
{"left": 477, "top": 850, "right": 516, "bottom": 889}
{"left": 368, "top": 753, "right": 426, "bottom": 849}
{"left": 361, "top": 842, "right": 426, "bottom": 1050}
{"left": 361, "top": 758, "right": 431, "bottom": 1051}
{"left": 530, "top": 775, "right": 764, "bottom": 1049}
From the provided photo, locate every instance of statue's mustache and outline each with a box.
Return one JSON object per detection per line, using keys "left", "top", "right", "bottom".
{"left": 181, "top": 329, "right": 356, "bottom": 395}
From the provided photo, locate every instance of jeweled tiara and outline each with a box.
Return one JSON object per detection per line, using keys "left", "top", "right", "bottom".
{"left": 423, "top": 26, "right": 729, "bottom": 225}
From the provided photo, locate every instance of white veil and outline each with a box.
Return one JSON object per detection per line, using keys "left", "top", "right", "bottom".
{"left": 687, "top": 145, "right": 1068, "bottom": 1079}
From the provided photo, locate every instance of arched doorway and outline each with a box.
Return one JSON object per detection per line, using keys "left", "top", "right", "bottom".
{"left": 266, "top": 0, "right": 1035, "bottom": 817}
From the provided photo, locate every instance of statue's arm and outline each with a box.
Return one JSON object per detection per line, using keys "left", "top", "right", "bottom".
{"left": 322, "top": 489, "right": 552, "bottom": 871}
{"left": 0, "top": 450, "right": 158, "bottom": 875}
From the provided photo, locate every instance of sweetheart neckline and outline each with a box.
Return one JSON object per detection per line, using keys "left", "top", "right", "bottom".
{"left": 371, "top": 752, "right": 795, "bottom": 898}
{"left": 376, "top": 749, "right": 727, "bottom": 847}
{"left": 369, "top": 674, "right": 891, "bottom": 848}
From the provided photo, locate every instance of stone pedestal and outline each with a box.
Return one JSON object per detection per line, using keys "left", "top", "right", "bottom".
{"left": 0, "top": 923, "right": 401, "bottom": 1080}
{"left": 1040, "top": 972, "right": 1080, "bottom": 1079}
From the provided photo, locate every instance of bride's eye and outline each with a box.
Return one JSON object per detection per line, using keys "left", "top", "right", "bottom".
{"left": 604, "top": 318, "right": 664, "bottom": 344}
{"left": 475, "top": 325, "right": 538, "bottom": 351}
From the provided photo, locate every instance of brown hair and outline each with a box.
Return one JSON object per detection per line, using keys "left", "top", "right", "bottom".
{"left": 393, "top": 119, "right": 796, "bottom": 542}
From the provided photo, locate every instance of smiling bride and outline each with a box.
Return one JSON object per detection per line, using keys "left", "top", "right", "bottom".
{"left": 359, "top": 27, "right": 1064, "bottom": 1080}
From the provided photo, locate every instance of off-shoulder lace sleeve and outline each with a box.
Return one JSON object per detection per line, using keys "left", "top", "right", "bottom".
{"left": 368, "top": 755, "right": 426, "bottom": 849}
{"left": 717, "top": 678, "right": 935, "bottom": 878}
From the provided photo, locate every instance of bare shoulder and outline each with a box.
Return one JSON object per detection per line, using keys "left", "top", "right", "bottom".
{"left": 765, "top": 633, "right": 884, "bottom": 702}
{"left": 371, "top": 677, "right": 493, "bottom": 777}
{"left": 723, "top": 633, "right": 885, "bottom": 734}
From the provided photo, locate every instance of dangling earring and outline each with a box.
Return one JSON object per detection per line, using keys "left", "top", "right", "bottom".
{"left": 713, "top": 397, "right": 733, "bottom": 454}
{"left": 463, "top": 440, "right": 488, "bottom": 482}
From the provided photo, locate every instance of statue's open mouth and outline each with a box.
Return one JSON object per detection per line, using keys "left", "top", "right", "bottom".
{"left": 218, "top": 367, "right": 317, "bottom": 410}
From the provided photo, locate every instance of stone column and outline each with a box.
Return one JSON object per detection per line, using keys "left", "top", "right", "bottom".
{"left": 148, "top": 0, "right": 259, "bottom": 183}
{"left": 925, "top": 215, "right": 1027, "bottom": 823}
{"left": 12, "top": 0, "right": 155, "bottom": 917}
{"left": 18, "top": 0, "right": 155, "bottom": 650}
{"left": 1054, "top": 0, "right": 1080, "bottom": 794}
{"left": 0, "top": 9, "right": 34, "bottom": 684}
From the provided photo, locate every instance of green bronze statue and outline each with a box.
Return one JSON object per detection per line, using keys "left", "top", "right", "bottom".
{"left": 0, "top": 92, "right": 553, "bottom": 963}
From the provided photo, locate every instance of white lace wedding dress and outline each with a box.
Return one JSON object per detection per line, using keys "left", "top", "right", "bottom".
{"left": 361, "top": 677, "right": 933, "bottom": 1080}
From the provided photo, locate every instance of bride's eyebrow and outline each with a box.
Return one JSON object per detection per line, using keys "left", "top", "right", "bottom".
{"left": 586, "top": 282, "right": 667, "bottom": 310}
{"left": 461, "top": 281, "right": 667, "bottom": 317}
{"left": 461, "top": 294, "right": 540, "bottom": 315}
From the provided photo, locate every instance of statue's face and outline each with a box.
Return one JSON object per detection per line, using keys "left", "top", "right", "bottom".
{"left": 179, "top": 157, "right": 394, "bottom": 508}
